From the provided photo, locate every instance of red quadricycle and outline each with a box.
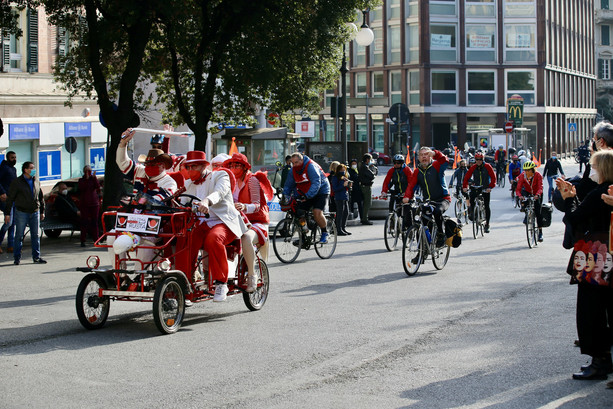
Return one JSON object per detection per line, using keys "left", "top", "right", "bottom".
{"left": 74, "top": 192, "right": 269, "bottom": 334}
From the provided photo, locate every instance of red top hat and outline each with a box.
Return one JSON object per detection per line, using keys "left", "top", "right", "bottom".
{"left": 223, "top": 153, "right": 251, "bottom": 170}
{"left": 184, "top": 150, "right": 209, "bottom": 165}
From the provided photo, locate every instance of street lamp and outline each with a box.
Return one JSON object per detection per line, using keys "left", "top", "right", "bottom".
{"left": 340, "top": 9, "right": 374, "bottom": 164}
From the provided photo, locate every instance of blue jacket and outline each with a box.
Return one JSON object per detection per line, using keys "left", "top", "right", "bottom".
{"left": 0, "top": 159, "right": 17, "bottom": 196}
{"left": 330, "top": 175, "right": 349, "bottom": 201}
{"left": 283, "top": 155, "right": 330, "bottom": 198}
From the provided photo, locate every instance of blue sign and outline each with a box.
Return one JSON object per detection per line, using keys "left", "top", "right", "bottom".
{"left": 0, "top": 154, "right": 4, "bottom": 162}
{"left": 65, "top": 122, "right": 91, "bottom": 137}
{"left": 38, "top": 150, "right": 62, "bottom": 181}
{"left": 89, "top": 147, "right": 106, "bottom": 175}
{"left": 568, "top": 123, "right": 577, "bottom": 132}
{"left": 9, "top": 123, "right": 39, "bottom": 140}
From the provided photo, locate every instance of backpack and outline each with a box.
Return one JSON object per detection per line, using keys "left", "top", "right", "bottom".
{"left": 444, "top": 217, "right": 463, "bottom": 248}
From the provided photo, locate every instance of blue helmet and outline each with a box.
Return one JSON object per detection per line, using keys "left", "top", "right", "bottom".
{"left": 151, "top": 134, "right": 165, "bottom": 145}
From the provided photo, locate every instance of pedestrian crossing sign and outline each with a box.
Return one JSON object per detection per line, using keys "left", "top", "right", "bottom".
{"left": 568, "top": 123, "right": 577, "bottom": 132}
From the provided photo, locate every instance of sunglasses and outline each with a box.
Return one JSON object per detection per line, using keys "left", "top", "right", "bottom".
{"left": 393, "top": 161, "right": 404, "bottom": 164}
{"left": 227, "top": 163, "right": 243, "bottom": 169}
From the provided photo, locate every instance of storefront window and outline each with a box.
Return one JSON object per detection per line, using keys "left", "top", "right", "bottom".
{"left": 355, "top": 115, "right": 367, "bottom": 143}
{"left": 372, "top": 115, "right": 385, "bottom": 152}
{"left": 251, "top": 139, "right": 285, "bottom": 168}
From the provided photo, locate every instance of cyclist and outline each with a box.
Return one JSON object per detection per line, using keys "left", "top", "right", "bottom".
{"left": 283, "top": 152, "right": 331, "bottom": 243}
{"left": 517, "top": 149, "right": 529, "bottom": 168}
{"left": 449, "top": 159, "right": 468, "bottom": 195}
{"left": 462, "top": 151, "right": 496, "bottom": 233}
{"left": 381, "top": 154, "right": 413, "bottom": 212}
{"left": 542, "top": 151, "right": 565, "bottom": 202}
{"left": 508, "top": 154, "right": 522, "bottom": 199}
{"left": 223, "top": 153, "right": 273, "bottom": 293}
{"left": 402, "top": 147, "right": 450, "bottom": 246}
{"left": 494, "top": 144, "right": 507, "bottom": 183}
{"left": 516, "top": 160, "right": 544, "bottom": 242}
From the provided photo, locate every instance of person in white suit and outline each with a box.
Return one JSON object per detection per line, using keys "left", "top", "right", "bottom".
{"left": 178, "top": 150, "right": 248, "bottom": 301}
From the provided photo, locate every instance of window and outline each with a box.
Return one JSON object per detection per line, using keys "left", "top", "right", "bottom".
{"left": 355, "top": 115, "right": 368, "bottom": 143}
{"left": 409, "top": 70, "right": 420, "bottom": 105}
{"left": 324, "top": 89, "right": 335, "bottom": 108}
{"left": 387, "top": 0, "right": 401, "bottom": 19}
{"left": 431, "top": 0, "right": 457, "bottom": 16}
{"left": 504, "top": 0, "right": 536, "bottom": 17}
{"left": 390, "top": 71, "right": 402, "bottom": 104}
{"left": 505, "top": 24, "right": 536, "bottom": 62}
{"left": 372, "top": 115, "right": 385, "bottom": 152}
{"left": 406, "top": 23, "right": 419, "bottom": 63}
{"left": 467, "top": 71, "right": 496, "bottom": 105}
{"left": 353, "top": 43, "right": 367, "bottom": 67}
{"left": 371, "top": 26, "right": 383, "bottom": 65}
{"left": 406, "top": 0, "right": 419, "bottom": 17}
{"left": 603, "top": 25, "right": 611, "bottom": 46}
{"left": 506, "top": 70, "right": 535, "bottom": 105}
{"left": 356, "top": 72, "right": 367, "bottom": 95}
{"left": 603, "top": 0, "right": 610, "bottom": 10}
{"left": 599, "top": 58, "right": 612, "bottom": 80}
{"left": 466, "top": 24, "right": 496, "bottom": 62}
{"left": 388, "top": 25, "right": 401, "bottom": 64}
{"left": 431, "top": 71, "right": 457, "bottom": 105}
{"left": 466, "top": 0, "right": 495, "bottom": 17}
{"left": 430, "top": 24, "right": 457, "bottom": 62}
{"left": 373, "top": 72, "right": 384, "bottom": 95}
{"left": 26, "top": 8, "right": 38, "bottom": 72}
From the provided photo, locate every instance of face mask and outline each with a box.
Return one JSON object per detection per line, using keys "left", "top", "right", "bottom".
{"left": 188, "top": 169, "right": 202, "bottom": 182}
{"left": 552, "top": 156, "right": 557, "bottom": 160}
{"left": 337, "top": 171, "right": 345, "bottom": 177}
{"left": 85, "top": 170, "right": 92, "bottom": 177}
{"left": 144, "top": 165, "right": 162, "bottom": 178}
{"left": 9, "top": 159, "right": 16, "bottom": 166}
{"left": 351, "top": 165, "right": 357, "bottom": 169}
{"left": 61, "top": 189, "right": 68, "bottom": 196}
{"left": 180, "top": 167, "right": 191, "bottom": 180}
{"left": 30, "top": 169, "right": 36, "bottom": 177}
{"left": 589, "top": 168, "right": 600, "bottom": 183}
{"left": 230, "top": 167, "right": 244, "bottom": 179}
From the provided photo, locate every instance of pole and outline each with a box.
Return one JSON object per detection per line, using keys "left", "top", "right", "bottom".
{"left": 341, "top": 43, "right": 348, "bottom": 164}
{"left": 366, "top": 94, "right": 369, "bottom": 152}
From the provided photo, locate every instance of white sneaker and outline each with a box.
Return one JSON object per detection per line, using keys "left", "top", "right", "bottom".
{"left": 213, "top": 283, "right": 228, "bottom": 302}
{"left": 246, "top": 275, "right": 258, "bottom": 293}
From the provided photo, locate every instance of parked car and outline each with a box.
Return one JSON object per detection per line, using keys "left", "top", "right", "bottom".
{"left": 371, "top": 151, "right": 391, "bottom": 166}
{"left": 43, "top": 176, "right": 104, "bottom": 238}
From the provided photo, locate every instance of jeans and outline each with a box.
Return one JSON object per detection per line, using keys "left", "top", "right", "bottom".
{"left": 0, "top": 205, "right": 15, "bottom": 248}
{"left": 14, "top": 209, "right": 41, "bottom": 261}
{"left": 546, "top": 175, "right": 556, "bottom": 202}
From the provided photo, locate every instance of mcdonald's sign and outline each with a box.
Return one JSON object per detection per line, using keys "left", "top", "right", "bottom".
{"left": 507, "top": 94, "right": 524, "bottom": 126}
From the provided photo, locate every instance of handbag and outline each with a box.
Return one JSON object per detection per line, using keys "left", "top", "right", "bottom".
{"left": 566, "top": 230, "right": 612, "bottom": 286}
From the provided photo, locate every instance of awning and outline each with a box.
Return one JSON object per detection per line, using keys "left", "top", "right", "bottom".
{"left": 214, "top": 127, "right": 299, "bottom": 140}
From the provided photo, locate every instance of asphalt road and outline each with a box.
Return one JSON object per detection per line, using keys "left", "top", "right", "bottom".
{"left": 1, "top": 158, "right": 613, "bottom": 408}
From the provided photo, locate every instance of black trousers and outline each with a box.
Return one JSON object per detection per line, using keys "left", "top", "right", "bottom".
{"left": 577, "top": 283, "right": 613, "bottom": 358}
{"left": 335, "top": 199, "right": 349, "bottom": 232}
{"left": 469, "top": 190, "right": 491, "bottom": 225}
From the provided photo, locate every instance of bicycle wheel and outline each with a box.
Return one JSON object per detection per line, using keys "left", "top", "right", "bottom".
{"left": 478, "top": 203, "right": 485, "bottom": 237}
{"left": 472, "top": 205, "right": 480, "bottom": 239}
{"left": 243, "top": 257, "right": 269, "bottom": 311}
{"left": 153, "top": 276, "right": 185, "bottom": 335}
{"left": 384, "top": 212, "right": 400, "bottom": 251}
{"left": 314, "top": 217, "right": 337, "bottom": 259}
{"left": 402, "top": 225, "right": 423, "bottom": 276}
{"left": 499, "top": 174, "right": 505, "bottom": 188}
{"left": 76, "top": 274, "right": 110, "bottom": 330}
{"left": 526, "top": 209, "right": 538, "bottom": 248}
{"left": 431, "top": 226, "right": 450, "bottom": 270}
{"left": 272, "top": 219, "right": 302, "bottom": 263}
{"left": 454, "top": 199, "right": 462, "bottom": 220}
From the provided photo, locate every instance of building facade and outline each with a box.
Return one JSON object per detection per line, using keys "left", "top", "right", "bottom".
{"left": 596, "top": 0, "right": 613, "bottom": 119}
{"left": 319, "top": 0, "right": 596, "bottom": 159}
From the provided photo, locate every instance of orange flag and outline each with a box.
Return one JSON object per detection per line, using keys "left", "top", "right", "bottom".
{"left": 412, "top": 151, "right": 416, "bottom": 170}
{"left": 452, "top": 147, "right": 458, "bottom": 169}
{"left": 406, "top": 146, "right": 411, "bottom": 165}
{"left": 229, "top": 137, "right": 239, "bottom": 155}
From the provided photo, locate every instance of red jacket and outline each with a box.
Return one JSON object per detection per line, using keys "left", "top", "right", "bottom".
{"left": 462, "top": 163, "right": 496, "bottom": 189}
{"left": 237, "top": 172, "right": 273, "bottom": 224}
{"left": 516, "top": 171, "right": 543, "bottom": 198}
{"left": 382, "top": 165, "right": 413, "bottom": 195}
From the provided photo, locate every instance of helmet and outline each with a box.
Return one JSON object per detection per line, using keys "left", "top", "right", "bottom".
{"left": 469, "top": 157, "right": 476, "bottom": 164}
{"left": 518, "top": 150, "right": 525, "bottom": 157}
{"left": 151, "top": 134, "right": 165, "bottom": 144}
{"left": 512, "top": 155, "right": 519, "bottom": 160}
{"left": 522, "top": 160, "right": 536, "bottom": 170}
{"left": 498, "top": 144, "right": 504, "bottom": 149}
{"left": 474, "top": 152, "right": 484, "bottom": 160}
{"left": 393, "top": 154, "right": 405, "bottom": 162}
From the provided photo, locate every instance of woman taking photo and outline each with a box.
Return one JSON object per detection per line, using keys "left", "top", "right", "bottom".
{"left": 559, "top": 150, "right": 613, "bottom": 380}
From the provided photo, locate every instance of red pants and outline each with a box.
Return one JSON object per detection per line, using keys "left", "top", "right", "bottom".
{"left": 175, "top": 222, "right": 236, "bottom": 283}
{"left": 80, "top": 205, "right": 100, "bottom": 243}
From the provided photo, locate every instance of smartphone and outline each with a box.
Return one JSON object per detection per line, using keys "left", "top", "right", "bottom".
{"left": 592, "top": 139, "right": 598, "bottom": 151}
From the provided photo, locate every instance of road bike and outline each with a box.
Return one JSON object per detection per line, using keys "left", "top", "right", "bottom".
{"left": 523, "top": 195, "right": 539, "bottom": 248}
{"left": 470, "top": 185, "right": 486, "bottom": 239}
{"left": 496, "top": 162, "right": 507, "bottom": 188}
{"left": 272, "top": 197, "right": 337, "bottom": 263}
{"left": 384, "top": 196, "right": 405, "bottom": 251}
{"left": 402, "top": 199, "right": 450, "bottom": 276}
{"left": 510, "top": 179, "right": 520, "bottom": 208}
{"left": 453, "top": 191, "right": 469, "bottom": 224}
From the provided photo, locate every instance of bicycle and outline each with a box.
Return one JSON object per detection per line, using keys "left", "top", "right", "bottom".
{"left": 522, "top": 195, "right": 539, "bottom": 248}
{"left": 510, "top": 179, "right": 519, "bottom": 207}
{"left": 453, "top": 191, "right": 469, "bottom": 224}
{"left": 402, "top": 199, "right": 450, "bottom": 276}
{"left": 384, "top": 196, "right": 405, "bottom": 251}
{"left": 469, "top": 185, "right": 486, "bottom": 239}
{"left": 272, "top": 197, "right": 337, "bottom": 263}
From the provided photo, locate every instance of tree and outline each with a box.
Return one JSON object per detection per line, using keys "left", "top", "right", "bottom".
{"left": 152, "top": 0, "right": 378, "bottom": 150}
{"left": 40, "top": 0, "right": 160, "bottom": 208}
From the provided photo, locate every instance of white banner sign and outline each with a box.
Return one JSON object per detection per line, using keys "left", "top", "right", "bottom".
{"left": 296, "top": 121, "right": 315, "bottom": 138}
{"left": 431, "top": 34, "right": 452, "bottom": 48}
{"left": 508, "top": 33, "right": 531, "bottom": 48}
{"left": 115, "top": 213, "right": 162, "bottom": 235}
{"left": 469, "top": 34, "right": 492, "bottom": 48}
